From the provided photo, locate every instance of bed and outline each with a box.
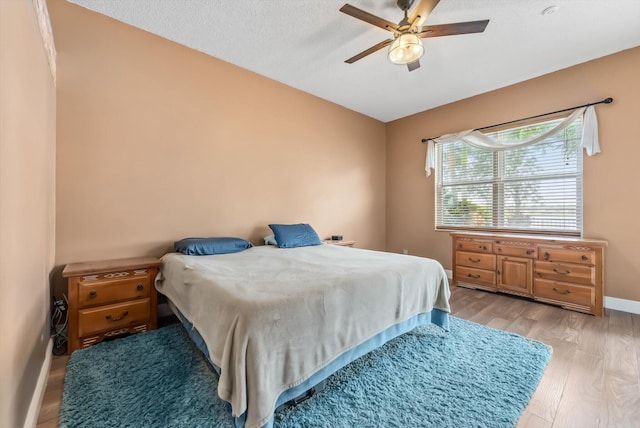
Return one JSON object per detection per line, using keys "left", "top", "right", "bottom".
{"left": 155, "top": 243, "right": 451, "bottom": 428}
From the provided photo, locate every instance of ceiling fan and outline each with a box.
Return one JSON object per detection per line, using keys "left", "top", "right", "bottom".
{"left": 340, "top": 0, "right": 489, "bottom": 71}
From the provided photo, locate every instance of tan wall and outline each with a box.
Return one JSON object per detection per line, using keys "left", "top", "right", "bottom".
{"left": 49, "top": 0, "right": 386, "bottom": 275}
{"left": 0, "top": 0, "right": 57, "bottom": 426}
{"left": 386, "top": 47, "right": 640, "bottom": 302}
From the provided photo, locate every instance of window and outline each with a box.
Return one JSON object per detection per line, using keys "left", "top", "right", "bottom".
{"left": 435, "top": 116, "right": 583, "bottom": 235}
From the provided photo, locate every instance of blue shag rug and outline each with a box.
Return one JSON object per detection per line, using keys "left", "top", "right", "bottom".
{"left": 60, "top": 317, "right": 551, "bottom": 428}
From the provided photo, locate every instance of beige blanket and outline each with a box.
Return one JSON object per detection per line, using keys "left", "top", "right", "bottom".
{"left": 156, "top": 244, "right": 450, "bottom": 428}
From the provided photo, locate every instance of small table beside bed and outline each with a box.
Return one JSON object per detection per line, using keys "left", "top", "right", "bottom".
{"left": 155, "top": 224, "right": 451, "bottom": 428}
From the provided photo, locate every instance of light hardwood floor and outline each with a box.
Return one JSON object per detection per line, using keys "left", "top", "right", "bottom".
{"left": 36, "top": 286, "right": 640, "bottom": 427}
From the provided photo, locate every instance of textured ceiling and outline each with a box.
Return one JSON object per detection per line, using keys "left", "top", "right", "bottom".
{"left": 68, "top": 0, "right": 640, "bottom": 122}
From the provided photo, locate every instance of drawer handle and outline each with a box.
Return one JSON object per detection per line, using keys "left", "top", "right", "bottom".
{"left": 497, "top": 248, "right": 502, "bottom": 252}
{"left": 467, "top": 273, "right": 481, "bottom": 279}
{"left": 469, "top": 258, "right": 481, "bottom": 263}
{"left": 526, "top": 249, "right": 533, "bottom": 255}
{"left": 581, "top": 255, "right": 588, "bottom": 261}
{"left": 89, "top": 290, "right": 97, "bottom": 299}
{"left": 136, "top": 284, "right": 144, "bottom": 291}
{"left": 553, "top": 268, "right": 571, "bottom": 275}
{"left": 552, "top": 287, "right": 571, "bottom": 295}
{"left": 544, "top": 252, "right": 550, "bottom": 260}
{"left": 105, "top": 311, "right": 129, "bottom": 322}
{"left": 480, "top": 246, "right": 487, "bottom": 251}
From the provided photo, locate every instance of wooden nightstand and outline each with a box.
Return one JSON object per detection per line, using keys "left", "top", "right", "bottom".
{"left": 323, "top": 240, "right": 356, "bottom": 247}
{"left": 62, "top": 256, "right": 162, "bottom": 354}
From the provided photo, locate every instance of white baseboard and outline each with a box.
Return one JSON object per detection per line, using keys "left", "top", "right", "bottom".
{"left": 604, "top": 296, "right": 640, "bottom": 315}
{"left": 24, "top": 338, "right": 53, "bottom": 428}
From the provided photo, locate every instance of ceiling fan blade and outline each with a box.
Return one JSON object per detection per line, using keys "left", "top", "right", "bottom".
{"left": 340, "top": 4, "right": 399, "bottom": 32}
{"left": 345, "top": 39, "right": 393, "bottom": 64}
{"left": 407, "top": 60, "right": 421, "bottom": 72}
{"left": 409, "top": 0, "right": 440, "bottom": 26}
{"left": 418, "top": 20, "right": 489, "bottom": 38}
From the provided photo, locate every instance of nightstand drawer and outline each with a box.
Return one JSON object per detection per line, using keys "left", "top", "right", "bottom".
{"left": 456, "top": 251, "right": 496, "bottom": 270}
{"left": 535, "top": 261, "right": 595, "bottom": 286}
{"left": 78, "top": 275, "right": 151, "bottom": 308}
{"left": 78, "top": 299, "right": 150, "bottom": 337}
{"left": 534, "top": 279, "right": 594, "bottom": 309}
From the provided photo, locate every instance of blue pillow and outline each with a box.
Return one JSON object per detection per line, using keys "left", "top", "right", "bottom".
{"left": 268, "top": 224, "right": 322, "bottom": 248}
{"left": 174, "top": 237, "right": 253, "bottom": 255}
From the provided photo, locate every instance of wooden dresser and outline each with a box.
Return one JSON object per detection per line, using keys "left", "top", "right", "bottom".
{"left": 451, "top": 232, "right": 607, "bottom": 316}
{"left": 63, "top": 256, "right": 162, "bottom": 354}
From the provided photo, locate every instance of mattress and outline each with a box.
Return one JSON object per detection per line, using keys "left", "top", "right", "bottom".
{"left": 155, "top": 244, "right": 450, "bottom": 428}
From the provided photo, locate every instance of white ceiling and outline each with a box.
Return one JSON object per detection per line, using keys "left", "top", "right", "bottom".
{"left": 68, "top": 0, "right": 640, "bottom": 123}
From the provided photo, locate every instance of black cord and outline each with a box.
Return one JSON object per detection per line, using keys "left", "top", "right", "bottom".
{"left": 51, "top": 294, "right": 68, "bottom": 355}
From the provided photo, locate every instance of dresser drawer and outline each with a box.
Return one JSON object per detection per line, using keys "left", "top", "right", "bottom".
{"left": 456, "top": 266, "right": 496, "bottom": 288}
{"left": 78, "top": 299, "right": 150, "bottom": 337}
{"left": 534, "top": 279, "right": 595, "bottom": 309}
{"left": 78, "top": 275, "right": 151, "bottom": 308}
{"left": 454, "top": 239, "right": 493, "bottom": 253}
{"left": 456, "top": 251, "right": 496, "bottom": 270}
{"left": 495, "top": 244, "right": 536, "bottom": 258}
{"left": 538, "top": 247, "right": 595, "bottom": 265}
{"left": 535, "top": 261, "right": 595, "bottom": 286}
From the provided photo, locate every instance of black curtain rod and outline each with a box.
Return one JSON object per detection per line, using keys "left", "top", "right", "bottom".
{"left": 420, "top": 97, "right": 613, "bottom": 143}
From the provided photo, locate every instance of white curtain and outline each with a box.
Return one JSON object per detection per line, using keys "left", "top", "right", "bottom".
{"left": 425, "top": 105, "right": 600, "bottom": 177}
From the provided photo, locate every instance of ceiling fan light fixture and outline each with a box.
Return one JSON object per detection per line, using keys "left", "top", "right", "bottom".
{"left": 388, "top": 32, "right": 424, "bottom": 65}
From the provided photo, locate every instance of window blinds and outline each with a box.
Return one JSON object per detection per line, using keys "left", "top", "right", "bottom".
{"left": 435, "top": 117, "right": 583, "bottom": 235}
